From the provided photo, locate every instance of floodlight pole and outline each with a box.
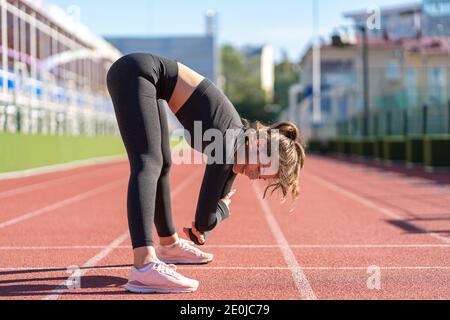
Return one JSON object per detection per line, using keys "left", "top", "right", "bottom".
{"left": 358, "top": 24, "right": 370, "bottom": 137}
{"left": 312, "top": 0, "right": 322, "bottom": 124}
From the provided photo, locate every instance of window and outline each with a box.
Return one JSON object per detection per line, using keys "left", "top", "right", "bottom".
{"left": 386, "top": 60, "right": 402, "bottom": 81}
{"left": 427, "top": 67, "right": 447, "bottom": 105}
{"left": 405, "top": 68, "right": 418, "bottom": 107}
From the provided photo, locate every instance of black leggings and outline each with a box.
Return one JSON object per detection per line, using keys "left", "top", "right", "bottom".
{"left": 106, "top": 53, "right": 179, "bottom": 249}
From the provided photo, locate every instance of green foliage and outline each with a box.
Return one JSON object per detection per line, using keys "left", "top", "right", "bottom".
{"left": 221, "top": 44, "right": 273, "bottom": 124}
{"left": 221, "top": 45, "right": 300, "bottom": 124}
{"left": 274, "top": 51, "right": 300, "bottom": 111}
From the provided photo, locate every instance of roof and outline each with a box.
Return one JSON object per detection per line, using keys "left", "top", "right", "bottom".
{"left": 21, "top": 0, "right": 121, "bottom": 60}
{"left": 299, "top": 35, "right": 449, "bottom": 66}
{"left": 402, "top": 37, "right": 450, "bottom": 54}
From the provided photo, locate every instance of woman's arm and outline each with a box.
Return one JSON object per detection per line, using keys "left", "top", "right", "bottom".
{"left": 184, "top": 189, "right": 236, "bottom": 245}
{"left": 196, "top": 163, "right": 236, "bottom": 231}
{"left": 184, "top": 163, "right": 237, "bottom": 245}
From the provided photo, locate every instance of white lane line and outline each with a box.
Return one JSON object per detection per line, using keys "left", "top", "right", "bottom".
{"left": 0, "top": 266, "right": 290, "bottom": 272}
{"left": 252, "top": 183, "right": 317, "bottom": 300}
{"left": 0, "top": 164, "right": 124, "bottom": 200}
{"left": 301, "top": 266, "right": 450, "bottom": 271}
{"left": 43, "top": 232, "right": 130, "bottom": 300}
{"left": 2, "top": 244, "right": 450, "bottom": 250}
{"left": 0, "top": 246, "right": 113, "bottom": 250}
{"left": 0, "top": 179, "right": 127, "bottom": 229}
{"left": 204, "top": 244, "right": 450, "bottom": 249}
{"left": 42, "top": 167, "right": 202, "bottom": 300}
{"left": 0, "top": 155, "right": 126, "bottom": 181}
{"left": 309, "top": 174, "right": 450, "bottom": 245}
{"left": 3, "top": 266, "right": 450, "bottom": 273}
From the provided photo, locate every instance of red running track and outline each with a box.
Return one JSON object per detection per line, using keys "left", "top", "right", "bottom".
{"left": 0, "top": 155, "right": 449, "bottom": 300}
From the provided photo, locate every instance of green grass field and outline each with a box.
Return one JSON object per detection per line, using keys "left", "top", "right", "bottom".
{"left": 0, "top": 133, "right": 190, "bottom": 174}
{"left": 0, "top": 133, "right": 126, "bottom": 173}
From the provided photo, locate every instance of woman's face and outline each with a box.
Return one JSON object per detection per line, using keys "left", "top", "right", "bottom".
{"left": 233, "top": 138, "right": 278, "bottom": 181}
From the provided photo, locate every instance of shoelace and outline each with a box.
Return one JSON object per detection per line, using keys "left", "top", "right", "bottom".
{"left": 154, "top": 261, "right": 180, "bottom": 278}
{"left": 179, "top": 239, "right": 202, "bottom": 257}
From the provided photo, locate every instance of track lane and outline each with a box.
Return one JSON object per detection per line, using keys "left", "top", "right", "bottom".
{"left": 54, "top": 163, "right": 300, "bottom": 300}
{"left": 0, "top": 165, "right": 127, "bottom": 222}
{"left": 0, "top": 160, "right": 125, "bottom": 193}
{"left": 0, "top": 162, "right": 202, "bottom": 299}
{"left": 0, "top": 162, "right": 126, "bottom": 201}
{"left": 259, "top": 156, "right": 450, "bottom": 299}
{"left": 1, "top": 156, "right": 449, "bottom": 300}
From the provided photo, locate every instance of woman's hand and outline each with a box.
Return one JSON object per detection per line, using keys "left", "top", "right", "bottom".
{"left": 183, "top": 223, "right": 206, "bottom": 245}
{"left": 183, "top": 189, "right": 237, "bottom": 246}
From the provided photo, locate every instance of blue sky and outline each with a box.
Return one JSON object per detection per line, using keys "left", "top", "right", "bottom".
{"left": 49, "top": 0, "right": 415, "bottom": 61}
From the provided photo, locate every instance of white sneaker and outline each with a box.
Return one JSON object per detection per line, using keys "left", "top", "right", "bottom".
{"left": 157, "top": 239, "right": 214, "bottom": 265}
{"left": 126, "top": 261, "right": 199, "bottom": 294}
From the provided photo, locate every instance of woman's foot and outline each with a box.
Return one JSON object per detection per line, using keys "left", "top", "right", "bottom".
{"left": 156, "top": 238, "right": 214, "bottom": 265}
{"left": 126, "top": 261, "right": 199, "bottom": 294}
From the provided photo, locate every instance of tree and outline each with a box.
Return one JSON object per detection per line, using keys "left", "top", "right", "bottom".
{"left": 221, "top": 45, "right": 273, "bottom": 123}
{"left": 274, "top": 50, "right": 300, "bottom": 113}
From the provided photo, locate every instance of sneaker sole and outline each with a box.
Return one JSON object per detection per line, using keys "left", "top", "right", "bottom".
{"left": 159, "top": 257, "right": 214, "bottom": 265}
{"left": 126, "top": 282, "right": 199, "bottom": 294}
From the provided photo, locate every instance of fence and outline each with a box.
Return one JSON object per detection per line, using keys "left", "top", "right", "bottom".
{"left": 0, "top": 104, "right": 118, "bottom": 136}
{"left": 337, "top": 102, "right": 450, "bottom": 138}
{"left": 298, "top": 64, "right": 450, "bottom": 141}
{"left": 298, "top": 67, "right": 450, "bottom": 167}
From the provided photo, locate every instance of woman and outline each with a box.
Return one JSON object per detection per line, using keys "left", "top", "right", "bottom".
{"left": 106, "top": 53, "right": 305, "bottom": 294}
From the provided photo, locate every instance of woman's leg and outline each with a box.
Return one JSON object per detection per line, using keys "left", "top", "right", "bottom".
{"left": 154, "top": 100, "right": 178, "bottom": 245}
{"left": 107, "top": 55, "right": 166, "bottom": 268}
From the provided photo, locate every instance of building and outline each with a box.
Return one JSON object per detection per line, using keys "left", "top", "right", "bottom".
{"left": 0, "top": 0, "right": 121, "bottom": 136}
{"left": 344, "top": 2, "right": 423, "bottom": 41}
{"left": 345, "top": 0, "right": 450, "bottom": 41}
{"left": 290, "top": 0, "right": 450, "bottom": 141}
{"left": 240, "top": 45, "right": 275, "bottom": 102}
{"left": 105, "top": 11, "right": 219, "bottom": 84}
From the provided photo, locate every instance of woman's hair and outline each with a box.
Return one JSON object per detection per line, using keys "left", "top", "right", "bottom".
{"left": 241, "top": 119, "right": 306, "bottom": 207}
